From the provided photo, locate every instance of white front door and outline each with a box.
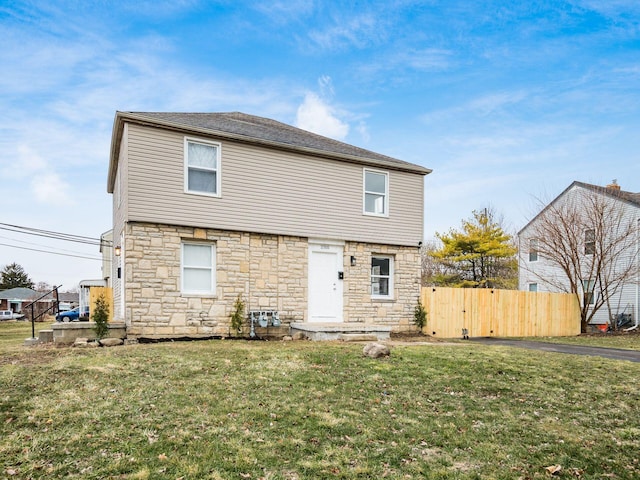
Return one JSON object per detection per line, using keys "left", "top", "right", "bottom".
{"left": 308, "top": 242, "right": 344, "bottom": 323}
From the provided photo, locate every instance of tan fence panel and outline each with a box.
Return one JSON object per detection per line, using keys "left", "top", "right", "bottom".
{"left": 421, "top": 287, "right": 580, "bottom": 338}
{"left": 89, "top": 287, "right": 114, "bottom": 323}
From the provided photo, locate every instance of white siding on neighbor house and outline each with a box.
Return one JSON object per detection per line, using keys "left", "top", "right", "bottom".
{"left": 122, "top": 124, "right": 424, "bottom": 247}
{"left": 519, "top": 184, "right": 640, "bottom": 325}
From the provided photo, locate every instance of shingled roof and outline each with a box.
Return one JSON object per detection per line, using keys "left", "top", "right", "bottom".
{"left": 518, "top": 180, "right": 640, "bottom": 234}
{"left": 575, "top": 181, "right": 640, "bottom": 207}
{"left": 108, "top": 111, "right": 431, "bottom": 192}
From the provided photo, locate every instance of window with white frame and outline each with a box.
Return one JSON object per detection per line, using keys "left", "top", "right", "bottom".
{"left": 371, "top": 255, "right": 394, "bottom": 298}
{"left": 363, "top": 169, "right": 388, "bottom": 216}
{"left": 584, "top": 229, "right": 595, "bottom": 255}
{"left": 182, "top": 242, "right": 216, "bottom": 295}
{"left": 185, "top": 138, "right": 221, "bottom": 196}
{"left": 529, "top": 239, "right": 538, "bottom": 262}
{"left": 582, "top": 279, "right": 595, "bottom": 306}
{"left": 528, "top": 283, "right": 538, "bottom": 292}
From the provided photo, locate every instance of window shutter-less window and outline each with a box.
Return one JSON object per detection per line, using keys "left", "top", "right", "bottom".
{"left": 364, "top": 170, "right": 388, "bottom": 215}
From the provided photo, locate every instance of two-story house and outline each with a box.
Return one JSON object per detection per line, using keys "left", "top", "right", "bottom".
{"left": 518, "top": 181, "right": 639, "bottom": 330}
{"left": 107, "top": 112, "right": 431, "bottom": 339}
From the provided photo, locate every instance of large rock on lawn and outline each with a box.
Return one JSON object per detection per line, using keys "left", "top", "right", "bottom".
{"left": 363, "top": 342, "right": 390, "bottom": 358}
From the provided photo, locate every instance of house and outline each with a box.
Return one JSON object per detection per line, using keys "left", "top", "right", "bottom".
{"left": 99, "top": 229, "right": 113, "bottom": 287}
{"left": 0, "top": 287, "right": 39, "bottom": 314}
{"left": 106, "top": 111, "right": 431, "bottom": 339}
{"left": 0, "top": 287, "right": 64, "bottom": 319}
{"left": 518, "top": 180, "right": 639, "bottom": 328}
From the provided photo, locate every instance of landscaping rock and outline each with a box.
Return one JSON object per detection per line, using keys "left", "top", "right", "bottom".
{"left": 363, "top": 342, "right": 390, "bottom": 358}
{"left": 73, "top": 337, "right": 89, "bottom": 348}
{"left": 99, "top": 338, "right": 124, "bottom": 347}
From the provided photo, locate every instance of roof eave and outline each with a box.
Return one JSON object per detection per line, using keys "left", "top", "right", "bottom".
{"left": 109, "top": 112, "right": 432, "bottom": 178}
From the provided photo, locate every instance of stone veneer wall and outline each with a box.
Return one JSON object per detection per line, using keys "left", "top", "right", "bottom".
{"left": 343, "top": 242, "right": 421, "bottom": 332}
{"left": 124, "top": 222, "right": 421, "bottom": 338}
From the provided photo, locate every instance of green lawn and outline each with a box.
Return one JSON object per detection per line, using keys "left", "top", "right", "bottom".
{"left": 1, "top": 322, "right": 639, "bottom": 479}
{"left": 524, "top": 332, "right": 640, "bottom": 351}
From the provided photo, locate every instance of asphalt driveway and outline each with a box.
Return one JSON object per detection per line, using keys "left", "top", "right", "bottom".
{"left": 469, "top": 337, "right": 640, "bottom": 363}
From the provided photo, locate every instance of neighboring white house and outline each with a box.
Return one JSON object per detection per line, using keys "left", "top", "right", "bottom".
{"left": 518, "top": 180, "right": 640, "bottom": 327}
{"left": 106, "top": 111, "right": 432, "bottom": 339}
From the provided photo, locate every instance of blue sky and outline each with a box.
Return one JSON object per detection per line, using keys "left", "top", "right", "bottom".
{"left": 1, "top": 0, "right": 639, "bottom": 289}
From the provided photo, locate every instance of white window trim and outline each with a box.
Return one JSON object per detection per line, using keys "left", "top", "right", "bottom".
{"left": 184, "top": 136, "right": 222, "bottom": 197}
{"left": 371, "top": 254, "right": 394, "bottom": 300}
{"left": 363, "top": 168, "right": 389, "bottom": 217}
{"left": 582, "top": 279, "right": 596, "bottom": 306}
{"left": 181, "top": 242, "right": 216, "bottom": 296}
{"left": 528, "top": 238, "right": 538, "bottom": 262}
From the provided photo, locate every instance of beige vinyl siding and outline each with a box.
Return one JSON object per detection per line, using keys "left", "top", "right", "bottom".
{"left": 124, "top": 124, "right": 424, "bottom": 246}
{"left": 111, "top": 125, "right": 129, "bottom": 320}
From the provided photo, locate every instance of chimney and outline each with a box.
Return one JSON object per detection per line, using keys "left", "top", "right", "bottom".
{"left": 606, "top": 179, "right": 621, "bottom": 191}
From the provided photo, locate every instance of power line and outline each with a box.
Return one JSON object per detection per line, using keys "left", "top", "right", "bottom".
{"left": 0, "top": 234, "right": 101, "bottom": 257}
{"left": 0, "top": 242, "right": 103, "bottom": 261}
{"left": 0, "top": 222, "right": 112, "bottom": 247}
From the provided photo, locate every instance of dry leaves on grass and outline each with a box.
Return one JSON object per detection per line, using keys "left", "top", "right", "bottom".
{"left": 545, "top": 464, "right": 562, "bottom": 475}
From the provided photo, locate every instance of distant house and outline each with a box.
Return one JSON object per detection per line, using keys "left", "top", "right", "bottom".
{"left": 0, "top": 287, "right": 39, "bottom": 313}
{"left": 107, "top": 111, "right": 431, "bottom": 339}
{"left": 518, "top": 181, "right": 639, "bottom": 327}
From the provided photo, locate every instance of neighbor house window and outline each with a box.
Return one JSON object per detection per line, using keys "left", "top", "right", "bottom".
{"left": 582, "top": 279, "right": 595, "bottom": 306}
{"left": 363, "top": 169, "right": 388, "bottom": 216}
{"left": 528, "top": 283, "right": 538, "bottom": 292}
{"left": 185, "top": 137, "right": 221, "bottom": 196}
{"left": 371, "top": 255, "right": 394, "bottom": 298}
{"left": 182, "top": 243, "right": 216, "bottom": 295}
{"left": 584, "top": 229, "right": 595, "bottom": 255}
{"left": 529, "top": 239, "right": 538, "bottom": 262}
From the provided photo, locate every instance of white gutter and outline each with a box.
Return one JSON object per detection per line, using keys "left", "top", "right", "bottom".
{"left": 625, "top": 216, "right": 640, "bottom": 331}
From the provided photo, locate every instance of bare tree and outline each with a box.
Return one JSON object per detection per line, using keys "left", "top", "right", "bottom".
{"left": 524, "top": 187, "right": 638, "bottom": 332}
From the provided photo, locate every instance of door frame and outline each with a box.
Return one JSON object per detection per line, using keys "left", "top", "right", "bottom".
{"left": 307, "top": 239, "right": 344, "bottom": 323}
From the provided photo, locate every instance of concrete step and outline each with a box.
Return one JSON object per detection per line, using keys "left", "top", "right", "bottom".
{"left": 339, "top": 333, "right": 379, "bottom": 342}
{"left": 38, "top": 329, "right": 54, "bottom": 343}
{"left": 290, "top": 322, "right": 391, "bottom": 341}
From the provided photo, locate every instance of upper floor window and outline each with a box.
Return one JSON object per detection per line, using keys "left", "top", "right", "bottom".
{"left": 529, "top": 239, "right": 538, "bottom": 262}
{"left": 584, "top": 229, "right": 595, "bottom": 255}
{"left": 371, "top": 255, "right": 394, "bottom": 299}
{"left": 363, "top": 169, "right": 388, "bottom": 216}
{"left": 528, "top": 283, "right": 538, "bottom": 292}
{"left": 185, "top": 137, "right": 221, "bottom": 196}
{"left": 182, "top": 242, "right": 216, "bottom": 295}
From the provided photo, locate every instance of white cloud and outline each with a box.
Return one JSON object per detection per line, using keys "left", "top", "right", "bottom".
{"left": 295, "top": 93, "right": 349, "bottom": 140}
{"left": 30, "top": 170, "right": 73, "bottom": 206}
{"left": 306, "top": 12, "right": 386, "bottom": 51}
{"left": 15, "top": 145, "right": 47, "bottom": 175}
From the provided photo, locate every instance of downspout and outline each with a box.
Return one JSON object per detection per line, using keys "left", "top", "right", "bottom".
{"left": 626, "top": 216, "right": 640, "bottom": 331}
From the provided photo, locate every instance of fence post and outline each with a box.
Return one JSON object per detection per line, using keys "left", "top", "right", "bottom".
{"left": 30, "top": 302, "right": 35, "bottom": 339}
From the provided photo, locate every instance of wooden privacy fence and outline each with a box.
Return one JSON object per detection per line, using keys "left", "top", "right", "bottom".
{"left": 89, "top": 287, "right": 114, "bottom": 322}
{"left": 420, "top": 287, "right": 580, "bottom": 338}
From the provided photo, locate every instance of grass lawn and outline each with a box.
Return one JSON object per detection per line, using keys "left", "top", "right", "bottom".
{"left": 1, "top": 322, "right": 639, "bottom": 479}
{"left": 524, "top": 332, "right": 640, "bottom": 351}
